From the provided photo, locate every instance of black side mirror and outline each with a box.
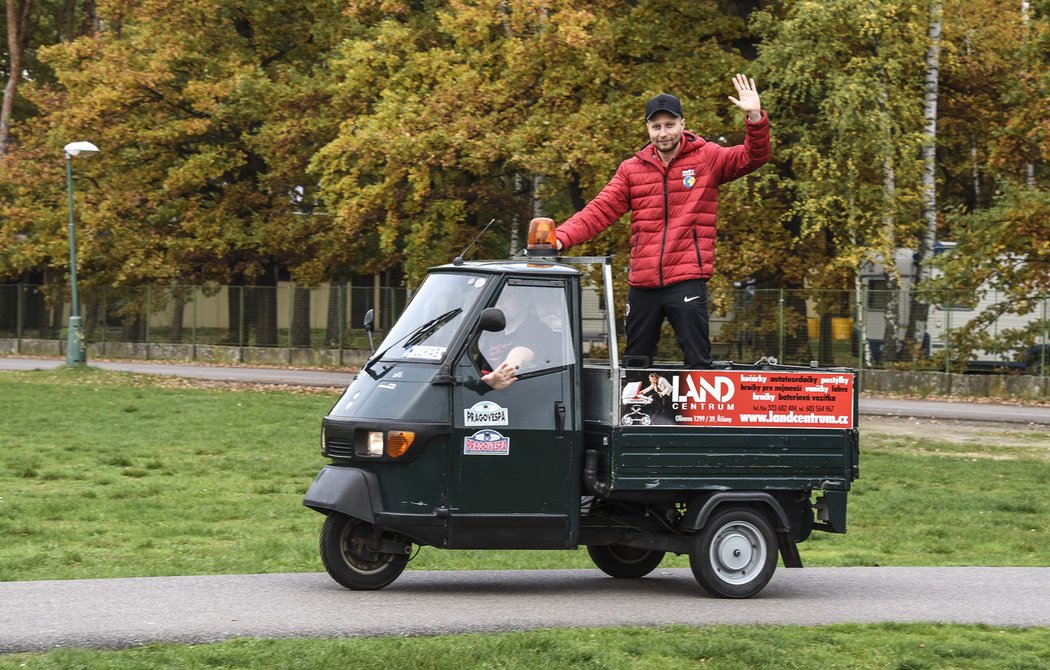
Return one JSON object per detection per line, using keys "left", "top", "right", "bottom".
{"left": 479, "top": 307, "right": 506, "bottom": 332}
{"left": 363, "top": 308, "right": 375, "bottom": 353}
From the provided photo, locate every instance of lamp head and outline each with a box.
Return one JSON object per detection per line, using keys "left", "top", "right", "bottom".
{"left": 64, "top": 141, "right": 100, "bottom": 157}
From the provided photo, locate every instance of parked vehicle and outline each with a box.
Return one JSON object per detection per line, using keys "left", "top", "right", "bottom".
{"left": 303, "top": 221, "right": 860, "bottom": 598}
{"left": 860, "top": 243, "right": 1049, "bottom": 372}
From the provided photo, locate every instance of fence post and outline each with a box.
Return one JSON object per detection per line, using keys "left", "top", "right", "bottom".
{"left": 339, "top": 283, "right": 346, "bottom": 366}
{"left": 145, "top": 285, "right": 152, "bottom": 356}
{"left": 100, "top": 286, "right": 107, "bottom": 345}
{"left": 1042, "top": 294, "right": 1048, "bottom": 377}
{"left": 859, "top": 284, "right": 866, "bottom": 373}
{"left": 288, "top": 282, "right": 295, "bottom": 365}
{"left": 239, "top": 286, "right": 246, "bottom": 358}
{"left": 373, "top": 274, "right": 382, "bottom": 331}
{"left": 945, "top": 292, "right": 952, "bottom": 394}
{"left": 777, "top": 289, "right": 784, "bottom": 363}
{"left": 16, "top": 283, "right": 24, "bottom": 348}
{"left": 192, "top": 286, "right": 198, "bottom": 360}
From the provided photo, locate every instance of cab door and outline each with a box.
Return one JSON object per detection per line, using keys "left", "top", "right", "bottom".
{"left": 448, "top": 278, "right": 579, "bottom": 549}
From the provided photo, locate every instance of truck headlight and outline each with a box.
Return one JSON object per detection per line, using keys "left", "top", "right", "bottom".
{"left": 320, "top": 425, "right": 327, "bottom": 455}
{"left": 366, "top": 431, "right": 384, "bottom": 456}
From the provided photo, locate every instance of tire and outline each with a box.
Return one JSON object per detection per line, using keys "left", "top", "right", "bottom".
{"left": 690, "top": 507, "right": 777, "bottom": 598}
{"left": 587, "top": 544, "right": 665, "bottom": 578}
{"left": 319, "top": 513, "right": 410, "bottom": 590}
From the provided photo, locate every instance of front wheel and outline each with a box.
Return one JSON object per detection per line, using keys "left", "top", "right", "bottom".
{"left": 690, "top": 507, "right": 777, "bottom": 598}
{"left": 319, "top": 513, "right": 410, "bottom": 590}
{"left": 587, "top": 544, "right": 665, "bottom": 578}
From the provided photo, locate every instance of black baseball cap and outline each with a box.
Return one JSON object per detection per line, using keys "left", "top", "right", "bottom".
{"left": 645, "top": 93, "right": 683, "bottom": 121}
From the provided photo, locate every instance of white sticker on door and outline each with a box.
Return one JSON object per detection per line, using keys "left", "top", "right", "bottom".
{"left": 464, "top": 401, "right": 509, "bottom": 427}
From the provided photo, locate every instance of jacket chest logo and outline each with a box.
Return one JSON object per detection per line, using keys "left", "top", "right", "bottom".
{"left": 681, "top": 168, "right": 696, "bottom": 189}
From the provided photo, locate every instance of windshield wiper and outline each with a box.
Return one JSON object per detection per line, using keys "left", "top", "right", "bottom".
{"left": 364, "top": 308, "right": 462, "bottom": 375}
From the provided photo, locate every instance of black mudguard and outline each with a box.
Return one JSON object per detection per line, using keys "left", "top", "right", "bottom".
{"left": 303, "top": 465, "right": 383, "bottom": 523}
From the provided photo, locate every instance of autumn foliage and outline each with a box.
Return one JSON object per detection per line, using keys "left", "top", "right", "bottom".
{"left": 1, "top": 0, "right": 1047, "bottom": 315}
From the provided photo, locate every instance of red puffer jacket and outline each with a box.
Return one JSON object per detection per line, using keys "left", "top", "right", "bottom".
{"left": 555, "top": 114, "right": 770, "bottom": 287}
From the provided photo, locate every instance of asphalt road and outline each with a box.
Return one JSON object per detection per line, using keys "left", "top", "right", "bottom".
{"left": 3, "top": 356, "right": 1049, "bottom": 653}
{"left": 3, "top": 356, "right": 1050, "bottom": 424}
{"left": 2, "top": 567, "right": 1050, "bottom": 652}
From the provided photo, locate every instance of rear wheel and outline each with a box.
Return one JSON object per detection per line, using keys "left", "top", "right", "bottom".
{"left": 587, "top": 544, "right": 665, "bottom": 578}
{"left": 320, "top": 513, "right": 410, "bottom": 590}
{"left": 690, "top": 507, "right": 777, "bottom": 598}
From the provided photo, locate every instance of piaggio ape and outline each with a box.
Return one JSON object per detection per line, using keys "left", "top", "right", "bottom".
{"left": 303, "top": 220, "right": 859, "bottom": 598}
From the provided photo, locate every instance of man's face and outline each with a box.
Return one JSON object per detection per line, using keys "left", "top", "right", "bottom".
{"left": 647, "top": 112, "right": 685, "bottom": 155}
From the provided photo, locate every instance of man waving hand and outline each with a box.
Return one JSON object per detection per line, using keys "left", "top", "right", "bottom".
{"left": 556, "top": 75, "right": 770, "bottom": 368}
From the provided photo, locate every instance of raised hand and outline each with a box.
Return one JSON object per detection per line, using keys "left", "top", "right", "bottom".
{"left": 727, "top": 74, "right": 762, "bottom": 121}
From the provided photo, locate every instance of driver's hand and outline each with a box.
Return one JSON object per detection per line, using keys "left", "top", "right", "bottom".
{"left": 482, "top": 361, "right": 518, "bottom": 390}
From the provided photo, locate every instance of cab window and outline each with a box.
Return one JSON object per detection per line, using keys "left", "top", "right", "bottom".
{"left": 474, "top": 282, "right": 574, "bottom": 375}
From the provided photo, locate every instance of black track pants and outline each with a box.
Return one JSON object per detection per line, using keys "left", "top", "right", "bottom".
{"left": 624, "top": 279, "right": 711, "bottom": 368}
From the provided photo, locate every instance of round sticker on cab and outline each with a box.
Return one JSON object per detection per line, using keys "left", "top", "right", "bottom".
{"left": 463, "top": 429, "right": 510, "bottom": 456}
{"left": 464, "top": 400, "right": 509, "bottom": 426}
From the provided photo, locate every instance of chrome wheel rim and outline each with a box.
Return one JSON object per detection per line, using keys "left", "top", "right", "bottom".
{"left": 709, "top": 520, "right": 767, "bottom": 585}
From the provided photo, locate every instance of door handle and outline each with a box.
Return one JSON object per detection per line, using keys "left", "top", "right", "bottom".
{"left": 554, "top": 401, "right": 566, "bottom": 433}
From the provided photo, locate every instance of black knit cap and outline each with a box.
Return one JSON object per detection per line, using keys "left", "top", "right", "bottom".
{"left": 645, "top": 93, "right": 683, "bottom": 121}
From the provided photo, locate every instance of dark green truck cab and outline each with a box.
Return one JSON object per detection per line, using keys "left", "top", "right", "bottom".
{"left": 304, "top": 255, "right": 859, "bottom": 598}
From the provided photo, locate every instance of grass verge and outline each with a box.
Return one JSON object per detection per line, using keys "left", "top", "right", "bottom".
{"left": 2, "top": 624, "right": 1049, "bottom": 669}
{"left": 1, "top": 367, "right": 1048, "bottom": 581}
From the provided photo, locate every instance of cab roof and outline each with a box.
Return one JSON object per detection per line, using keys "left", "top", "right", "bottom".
{"left": 429, "top": 258, "right": 582, "bottom": 276}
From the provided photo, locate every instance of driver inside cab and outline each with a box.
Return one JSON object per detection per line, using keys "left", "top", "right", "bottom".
{"left": 478, "top": 288, "right": 557, "bottom": 390}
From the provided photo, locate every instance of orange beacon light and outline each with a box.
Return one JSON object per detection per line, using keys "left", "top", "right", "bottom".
{"left": 525, "top": 217, "right": 558, "bottom": 257}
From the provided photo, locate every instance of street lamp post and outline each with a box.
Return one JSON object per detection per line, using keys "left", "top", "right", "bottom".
{"left": 63, "top": 141, "right": 100, "bottom": 366}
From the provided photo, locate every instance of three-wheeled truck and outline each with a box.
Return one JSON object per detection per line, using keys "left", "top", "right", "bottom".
{"left": 304, "top": 224, "right": 860, "bottom": 598}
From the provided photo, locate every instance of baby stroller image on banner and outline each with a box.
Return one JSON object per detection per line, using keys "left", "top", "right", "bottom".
{"left": 620, "top": 372, "right": 676, "bottom": 425}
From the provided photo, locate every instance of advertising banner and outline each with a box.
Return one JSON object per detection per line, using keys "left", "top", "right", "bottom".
{"left": 620, "top": 370, "right": 855, "bottom": 429}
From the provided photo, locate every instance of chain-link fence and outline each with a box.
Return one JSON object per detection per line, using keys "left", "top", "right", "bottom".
{"left": 1, "top": 281, "right": 1047, "bottom": 373}
{"left": 0, "top": 283, "right": 408, "bottom": 351}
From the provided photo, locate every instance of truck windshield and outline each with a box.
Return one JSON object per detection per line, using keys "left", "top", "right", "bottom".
{"left": 372, "top": 272, "right": 487, "bottom": 362}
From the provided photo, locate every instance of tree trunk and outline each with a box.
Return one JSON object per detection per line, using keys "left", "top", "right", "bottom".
{"left": 906, "top": 0, "right": 943, "bottom": 355}
{"left": 249, "top": 263, "right": 279, "bottom": 346}
{"left": 877, "top": 83, "right": 902, "bottom": 364}
{"left": 325, "top": 277, "right": 346, "bottom": 346}
{"left": 1022, "top": 0, "right": 1036, "bottom": 188}
{"left": 227, "top": 283, "right": 243, "bottom": 345}
{"left": 170, "top": 291, "right": 185, "bottom": 343}
{"left": 1, "top": 0, "right": 33, "bottom": 155}
{"left": 291, "top": 284, "right": 311, "bottom": 347}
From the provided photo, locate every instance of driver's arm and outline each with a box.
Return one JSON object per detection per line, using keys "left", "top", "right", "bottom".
{"left": 482, "top": 346, "right": 535, "bottom": 390}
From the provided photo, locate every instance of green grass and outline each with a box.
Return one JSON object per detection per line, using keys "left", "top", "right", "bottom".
{"left": 2, "top": 624, "right": 1049, "bottom": 669}
{"left": 2, "top": 367, "right": 1049, "bottom": 583}
{"left": 3, "top": 369, "right": 1049, "bottom": 666}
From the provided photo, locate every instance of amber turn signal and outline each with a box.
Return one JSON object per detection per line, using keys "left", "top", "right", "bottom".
{"left": 525, "top": 217, "right": 558, "bottom": 256}
{"left": 386, "top": 431, "right": 415, "bottom": 458}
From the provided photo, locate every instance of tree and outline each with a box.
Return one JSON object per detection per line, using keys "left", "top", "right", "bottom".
{"left": 314, "top": 0, "right": 760, "bottom": 287}
{"left": 2, "top": 0, "right": 347, "bottom": 344}
{"left": 904, "top": 0, "right": 943, "bottom": 352}
{"left": 753, "top": 0, "right": 929, "bottom": 362}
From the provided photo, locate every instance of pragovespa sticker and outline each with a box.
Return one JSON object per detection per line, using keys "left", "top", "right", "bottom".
{"left": 464, "top": 400, "right": 509, "bottom": 427}
{"left": 463, "top": 429, "right": 510, "bottom": 456}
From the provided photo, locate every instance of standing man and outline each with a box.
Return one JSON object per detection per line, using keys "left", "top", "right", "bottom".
{"left": 555, "top": 74, "right": 770, "bottom": 368}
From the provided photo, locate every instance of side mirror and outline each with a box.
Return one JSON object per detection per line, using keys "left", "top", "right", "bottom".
{"left": 479, "top": 307, "right": 506, "bottom": 332}
{"left": 363, "top": 308, "right": 375, "bottom": 353}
